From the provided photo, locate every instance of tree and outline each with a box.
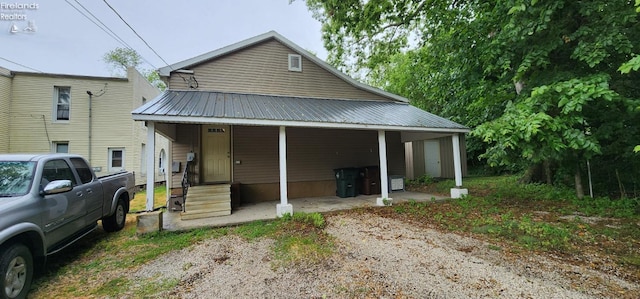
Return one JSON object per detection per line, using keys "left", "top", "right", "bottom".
{"left": 103, "top": 47, "right": 166, "bottom": 91}
{"left": 305, "top": 0, "right": 640, "bottom": 197}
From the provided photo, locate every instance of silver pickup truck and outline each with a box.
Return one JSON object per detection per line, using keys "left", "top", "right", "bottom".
{"left": 0, "top": 154, "right": 136, "bottom": 299}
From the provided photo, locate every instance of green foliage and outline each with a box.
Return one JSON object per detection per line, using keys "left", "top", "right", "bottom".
{"left": 103, "top": 47, "right": 142, "bottom": 74}
{"left": 619, "top": 55, "right": 640, "bottom": 74}
{"left": 290, "top": 212, "right": 326, "bottom": 229}
{"left": 401, "top": 175, "right": 639, "bottom": 252}
{"left": 273, "top": 212, "right": 334, "bottom": 267}
{"left": 103, "top": 47, "right": 166, "bottom": 91}
{"left": 571, "top": 197, "right": 639, "bottom": 218}
{"left": 305, "top": 0, "right": 640, "bottom": 197}
{"left": 233, "top": 220, "right": 280, "bottom": 240}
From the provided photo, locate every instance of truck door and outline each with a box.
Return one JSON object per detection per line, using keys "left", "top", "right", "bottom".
{"left": 69, "top": 157, "right": 103, "bottom": 223}
{"left": 41, "top": 159, "right": 87, "bottom": 249}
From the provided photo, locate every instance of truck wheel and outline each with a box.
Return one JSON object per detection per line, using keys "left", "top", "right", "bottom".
{"left": 103, "top": 198, "right": 127, "bottom": 232}
{"left": 1, "top": 243, "right": 33, "bottom": 299}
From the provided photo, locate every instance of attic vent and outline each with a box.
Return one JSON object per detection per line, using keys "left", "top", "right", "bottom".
{"left": 288, "top": 54, "right": 302, "bottom": 72}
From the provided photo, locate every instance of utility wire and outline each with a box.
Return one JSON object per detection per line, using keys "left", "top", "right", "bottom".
{"left": 68, "top": 0, "right": 132, "bottom": 50}
{"left": 0, "top": 57, "right": 44, "bottom": 72}
{"left": 64, "top": 0, "right": 129, "bottom": 49}
{"left": 64, "top": 0, "right": 158, "bottom": 69}
{"left": 103, "top": 0, "right": 171, "bottom": 69}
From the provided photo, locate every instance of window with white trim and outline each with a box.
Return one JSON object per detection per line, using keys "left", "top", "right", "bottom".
{"left": 54, "top": 86, "right": 70, "bottom": 121}
{"left": 53, "top": 142, "right": 69, "bottom": 153}
{"left": 108, "top": 148, "right": 125, "bottom": 172}
{"left": 288, "top": 54, "right": 302, "bottom": 72}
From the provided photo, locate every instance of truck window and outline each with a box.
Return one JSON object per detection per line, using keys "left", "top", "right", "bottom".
{"left": 0, "top": 161, "right": 36, "bottom": 197}
{"left": 42, "top": 159, "right": 77, "bottom": 186}
{"left": 70, "top": 158, "right": 93, "bottom": 184}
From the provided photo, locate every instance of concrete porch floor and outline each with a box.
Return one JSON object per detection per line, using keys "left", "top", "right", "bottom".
{"left": 163, "top": 191, "right": 447, "bottom": 231}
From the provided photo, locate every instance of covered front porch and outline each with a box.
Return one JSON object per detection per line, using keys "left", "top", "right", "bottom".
{"left": 162, "top": 190, "right": 446, "bottom": 231}
{"left": 133, "top": 90, "right": 470, "bottom": 219}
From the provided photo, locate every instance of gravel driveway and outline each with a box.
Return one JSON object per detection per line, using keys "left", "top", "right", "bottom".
{"left": 133, "top": 213, "right": 638, "bottom": 298}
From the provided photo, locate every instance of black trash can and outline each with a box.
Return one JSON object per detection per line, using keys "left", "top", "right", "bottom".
{"left": 360, "top": 166, "right": 381, "bottom": 195}
{"left": 334, "top": 168, "right": 359, "bottom": 198}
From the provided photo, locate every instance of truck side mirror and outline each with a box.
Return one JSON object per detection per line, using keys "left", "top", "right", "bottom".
{"left": 41, "top": 180, "right": 73, "bottom": 196}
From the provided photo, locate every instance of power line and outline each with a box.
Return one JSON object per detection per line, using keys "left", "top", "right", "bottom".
{"left": 64, "top": 0, "right": 129, "bottom": 49}
{"left": 0, "top": 57, "right": 44, "bottom": 72}
{"left": 103, "top": 0, "right": 171, "bottom": 68}
{"left": 64, "top": 0, "right": 158, "bottom": 69}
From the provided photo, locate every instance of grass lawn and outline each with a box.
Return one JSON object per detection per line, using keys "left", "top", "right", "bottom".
{"left": 129, "top": 184, "right": 169, "bottom": 212}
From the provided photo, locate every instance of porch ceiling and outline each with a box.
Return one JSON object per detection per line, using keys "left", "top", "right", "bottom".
{"left": 132, "top": 90, "right": 470, "bottom": 133}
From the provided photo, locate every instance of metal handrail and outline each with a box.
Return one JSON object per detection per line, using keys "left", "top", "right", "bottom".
{"left": 181, "top": 161, "right": 189, "bottom": 212}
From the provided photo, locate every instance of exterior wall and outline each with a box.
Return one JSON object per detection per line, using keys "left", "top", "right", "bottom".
{"left": 126, "top": 68, "right": 169, "bottom": 185}
{"left": 0, "top": 69, "right": 11, "bottom": 152}
{"left": 410, "top": 135, "right": 468, "bottom": 179}
{"left": 168, "top": 39, "right": 390, "bottom": 101}
{"left": 7, "top": 69, "right": 166, "bottom": 185}
{"left": 170, "top": 124, "right": 201, "bottom": 188}
{"left": 233, "top": 126, "right": 404, "bottom": 202}
{"left": 170, "top": 124, "right": 406, "bottom": 202}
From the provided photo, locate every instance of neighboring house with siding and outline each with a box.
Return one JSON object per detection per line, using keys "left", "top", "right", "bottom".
{"left": 0, "top": 67, "right": 12, "bottom": 153}
{"left": 133, "top": 31, "right": 469, "bottom": 219}
{"left": 0, "top": 66, "right": 169, "bottom": 186}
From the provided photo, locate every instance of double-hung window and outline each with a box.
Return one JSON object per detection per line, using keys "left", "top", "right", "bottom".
{"left": 108, "top": 148, "right": 125, "bottom": 172}
{"left": 54, "top": 86, "right": 71, "bottom": 121}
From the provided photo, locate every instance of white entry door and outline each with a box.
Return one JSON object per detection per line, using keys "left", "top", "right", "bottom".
{"left": 201, "top": 125, "right": 231, "bottom": 183}
{"left": 424, "top": 140, "right": 441, "bottom": 177}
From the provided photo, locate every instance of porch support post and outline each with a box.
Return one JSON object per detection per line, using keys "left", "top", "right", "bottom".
{"left": 276, "top": 126, "right": 293, "bottom": 217}
{"left": 450, "top": 133, "right": 468, "bottom": 198}
{"left": 145, "top": 121, "right": 156, "bottom": 211}
{"left": 377, "top": 130, "right": 392, "bottom": 206}
{"left": 165, "top": 141, "right": 172, "bottom": 209}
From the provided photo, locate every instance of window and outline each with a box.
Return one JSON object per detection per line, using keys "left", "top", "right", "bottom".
{"left": 159, "top": 149, "right": 166, "bottom": 173}
{"left": 108, "top": 148, "right": 125, "bottom": 172}
{"left": 53, "top": 142, "right": 69, "bottom": 153}
{"left": 41, "top": 159, "right": 76, "bottom": 186}
{"left": 54, "top": 86, "right": 71, "bottom": 121}
{"left": 70, "top": 157, "right": 94, "bottom": 184}
{"left": 288, "top": 54, "right": 302, "bottom": 72}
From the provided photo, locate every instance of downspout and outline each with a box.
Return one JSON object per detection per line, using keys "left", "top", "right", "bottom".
{"left": 87, "top": 91, "right": 92, "bottom": 163}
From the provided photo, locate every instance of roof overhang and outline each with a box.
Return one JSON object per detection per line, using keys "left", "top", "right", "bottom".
{"left": 132, "top": 90, "right": 470, "bottom": 134}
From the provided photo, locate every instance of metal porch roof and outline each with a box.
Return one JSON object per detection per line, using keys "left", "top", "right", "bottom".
{"left": 132, "top": 90, "right": 469, "bottom": 133}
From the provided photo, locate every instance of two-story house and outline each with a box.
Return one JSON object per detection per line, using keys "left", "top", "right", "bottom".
{"left": 0, "top": 66, "right": 169, "bottom": 188}
{"left": 134, "top": 31, "right": 469, "bottom": 219}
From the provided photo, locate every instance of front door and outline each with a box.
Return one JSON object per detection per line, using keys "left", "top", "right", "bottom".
{"left": 201, "top": 125, "right": 231, "bottom": 183}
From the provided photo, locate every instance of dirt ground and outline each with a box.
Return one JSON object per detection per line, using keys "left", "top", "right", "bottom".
{"left": 130, "top": 212, "right": 639, "bottom": 298}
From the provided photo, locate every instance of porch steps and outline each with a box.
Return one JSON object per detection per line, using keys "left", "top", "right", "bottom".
{"left": 181, "top": 184, "right": 231, "bottom": 220}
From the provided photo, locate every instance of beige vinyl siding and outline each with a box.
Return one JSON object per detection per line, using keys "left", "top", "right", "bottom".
{"left": 168, "top": 39, "right": 390, "bottom": 101}
{"left": 0, "top": 74, "right": 11, "bottom": 152}
{"left": 233, "top": 126, "right": 405, "bottom": 184}
{"left": 170, "top": 124, "right": 200, "bottom": 187}
{"left": 127, "top": 68, "right": 167, "bottom": 185}
{"left": 8, "top": 69, "right": 164, "bottom": 185}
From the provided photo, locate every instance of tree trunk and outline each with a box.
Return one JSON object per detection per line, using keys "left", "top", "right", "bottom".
{"left": 575, "top": 163, "right": 584, "bottom": 199}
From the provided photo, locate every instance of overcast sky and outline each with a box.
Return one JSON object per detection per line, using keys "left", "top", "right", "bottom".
{"left": 0, "top": 0, "right": 327, "bottom": 77}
